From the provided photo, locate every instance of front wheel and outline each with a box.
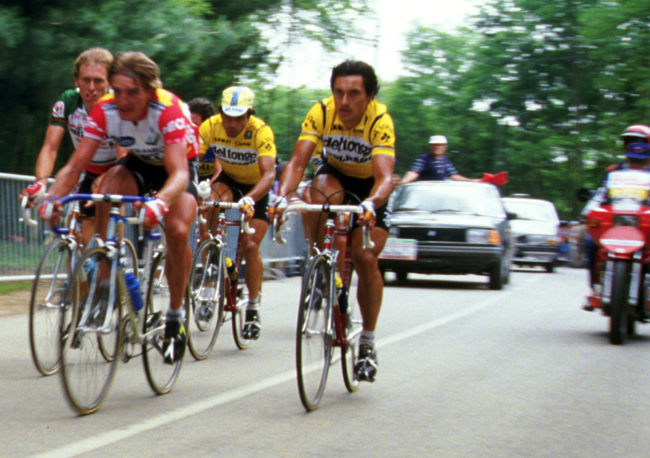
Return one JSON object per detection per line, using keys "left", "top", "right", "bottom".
{"left": 60, "top": 247, "right": 122, "bottom": 415}
{"left": 296, "top": 254, "right": 333, "bottom": 411}
{"left": 489, "top": 258, "right": 504, "bottom": 290}
{"left": 188, "top": 239, "right": 225, "bottom": 360}
{"left": 29, "top": 238, "right": 74, "bottom": 376}
{"left": 609, "top": 260, "right": 631, "bottom": 345}
{"left": 143, "top": 251, "right": 187, "bottom": 394}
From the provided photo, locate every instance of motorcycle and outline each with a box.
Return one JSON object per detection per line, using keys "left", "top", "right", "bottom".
{"left": 583, "top": 169, "right": 650, "bottom": 344}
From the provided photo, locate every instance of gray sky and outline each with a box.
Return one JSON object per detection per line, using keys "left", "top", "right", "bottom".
{"left": 274, "top": 0, "right": 481, "bottom": 87}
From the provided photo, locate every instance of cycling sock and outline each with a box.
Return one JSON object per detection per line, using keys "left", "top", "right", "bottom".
{"left": 247, "top": 295, "right": 261, "bottom": 311}
{"left": 166, "top": 309, "right": 183, "bottom": 322}
{"left": 359, "top": 331, "right": 375, "bottom": 348}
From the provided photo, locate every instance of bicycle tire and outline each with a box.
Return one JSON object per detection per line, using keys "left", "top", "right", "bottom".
{"left": 232, "top": 282, "right": 251, "bottom": 350}
{"left": 296, "top": 254, "right": 333, "bottom": 411}
{"left": 98, "top": 238, "right": 139, "bottom": 362}
{"left": 29, "top": 238, "right": 74, "bottom": 376}
{"left": 60, "top": 247, "right": 122, "bottom": 415}
{"left": 142, "top": 251, "right": 187, "bottom": 394}
{"left": 341, "top": 268, "right": 361, "bottom": 393}
{"left": 188, "top": 239, "right": 225, "bottom": 360}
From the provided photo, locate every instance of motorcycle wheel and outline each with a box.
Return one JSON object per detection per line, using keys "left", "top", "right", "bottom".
{"left": 609, "top": 260, "right": 631, "bottom": 345}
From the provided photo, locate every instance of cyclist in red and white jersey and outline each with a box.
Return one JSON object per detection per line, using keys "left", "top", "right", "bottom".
{"left": 40, "top": 51, "right": 199, "bottom": 364}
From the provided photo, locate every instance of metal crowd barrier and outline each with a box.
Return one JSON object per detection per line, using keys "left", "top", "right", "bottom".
{"left": 0, "top": 172, "right": 308, "bottom": 282}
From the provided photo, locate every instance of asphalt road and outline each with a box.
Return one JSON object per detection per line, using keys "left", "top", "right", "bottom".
{"left": 3, "top": 266, "right": 650, "bottom": 458}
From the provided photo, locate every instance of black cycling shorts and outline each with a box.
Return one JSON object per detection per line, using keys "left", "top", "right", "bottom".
{"left": 314, "top": 163, "right": 388, "bottom": 231}
{"left": 75, "top": 171, "right": 100, "bottom": 217}
{"left": 117, "top": 154, "right": 199, "bottom": 201}
{"left": 214, "top": 171, "right": 270, "bottom": 224}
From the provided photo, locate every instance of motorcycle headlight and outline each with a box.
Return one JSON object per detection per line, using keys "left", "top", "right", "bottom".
{"left": 613, "top": 215, "right": 639, "bottom": 227}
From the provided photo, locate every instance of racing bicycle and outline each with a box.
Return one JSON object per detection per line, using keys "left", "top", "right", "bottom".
{"left": 275, "top": 201, "right": 373, "bottom": 411}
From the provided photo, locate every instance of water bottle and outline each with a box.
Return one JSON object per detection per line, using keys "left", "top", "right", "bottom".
{"left": 82, "top": 258, "right": 95, "bottom": 282}
{"left": 335, "top": 274, "right": 348, "bottom": 314}
{"left": 226, "top": 257, "right": 238, "bottom": 282}
{"left": 124, "top": 272, "right": 144, "bottom": 312}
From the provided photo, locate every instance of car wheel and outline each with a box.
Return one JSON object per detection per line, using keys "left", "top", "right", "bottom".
{"left": 396, "top": 270, "right": 408, "bottom": 282}
{"left": 545, "top": 262, "right": 555, "bottom": 273}
{"left": 502, "top": 258, "right": 510, "bottom": 285}
{"left": 489, "top": 259, "right": 503, "bottom": 290}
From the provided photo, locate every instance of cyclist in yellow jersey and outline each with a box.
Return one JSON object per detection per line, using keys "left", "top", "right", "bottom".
{"left": 199, "top": 86, "right": 277, "bottom": 340}
{"left": 274, "top": 60, "right": 395, "bottom": 382}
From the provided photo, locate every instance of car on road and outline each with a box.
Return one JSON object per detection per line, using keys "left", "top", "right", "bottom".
{"left": 501, "top": 195, "right": 560, "bottom": 272}
{"left": 379, "top": 181, "right": 514, "bottom": 289}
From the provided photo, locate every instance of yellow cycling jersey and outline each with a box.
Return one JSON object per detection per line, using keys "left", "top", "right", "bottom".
{"left": 298, "top": 97, "right": 395, "bottom": 179}
{"left": 199, "top": 114, "right": 277, "bottom": 185}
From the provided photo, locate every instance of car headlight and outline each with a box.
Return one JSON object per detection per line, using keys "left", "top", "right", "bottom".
{"left": 526, "top": 234, "right": 559, "bottom": 246}
{"left": 467, "top": 229, "right": 502, "bottom": 244}
{"left": 388, "top": 226, "right": 400, "bottom": 237}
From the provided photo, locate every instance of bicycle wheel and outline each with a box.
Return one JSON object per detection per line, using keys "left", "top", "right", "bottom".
{"left": 296, "top": 254, "right": 333, "bottom": 411}
{"left": 341, "top": 268, "right": 362, "bottom": 392}
{"left": 188, "top": 239, "right": 225, "bottom": 360}
{"left": 60, "top": 247, "right": 122, "bottom": 415}
{"left": 29, "top": 238, "right": 74, "bottom": 376}
{"left": 232, "top": 282, "right": 251, "bottom": 350}
{"left": 142, "top": 251, "right": 187, "bottom": 394}
{"left": 98, "top": 239, "right": 139, "bottom": 362}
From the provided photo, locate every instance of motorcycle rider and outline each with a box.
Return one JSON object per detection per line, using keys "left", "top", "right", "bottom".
{"left": 583, "top": 125, "right": 650, "bottom": 309}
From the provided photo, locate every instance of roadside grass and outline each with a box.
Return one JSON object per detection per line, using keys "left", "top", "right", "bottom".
{"left": 0, "top": 281, "right": 32, "bottom": 294}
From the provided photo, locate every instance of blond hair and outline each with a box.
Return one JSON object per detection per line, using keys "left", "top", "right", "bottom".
{"left": 109, "top": 51, "right": 162, "bottom": 91}
{"left": 73, "top": 47, "right": 113, "bottom": 78}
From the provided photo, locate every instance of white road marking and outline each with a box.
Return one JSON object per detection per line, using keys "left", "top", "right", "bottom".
{"left": 30, "top": 274, "right": 543, "bottom": 458}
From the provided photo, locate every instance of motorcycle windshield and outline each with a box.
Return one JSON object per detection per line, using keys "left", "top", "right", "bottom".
{"left": 607, "top": 170, "right": 650, "bottom": 211}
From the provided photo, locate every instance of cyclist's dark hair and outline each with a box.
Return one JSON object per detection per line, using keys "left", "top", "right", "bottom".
{"left": 330, "top": 60, "right": 379, "bottom": 97}
{"left": 188, "top": 97, "right": 216, "bottom": 123}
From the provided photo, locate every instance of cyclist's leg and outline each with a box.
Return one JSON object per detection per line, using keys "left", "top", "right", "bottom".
{"left": 163, "top": 192, "right": 197, "bottom": 313}
{"left": 93, "top": 164, "right": 139, "bottom": 240}
{"left": 350, "top": 201, "right": 389, "bottom": 382}
{"left": 305, "top": 172, "right": 344, "bottom": 251}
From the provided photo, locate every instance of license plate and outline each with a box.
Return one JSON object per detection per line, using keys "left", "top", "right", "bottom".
{"left": 379, "top": 238, "right": 417, "bottom": 260}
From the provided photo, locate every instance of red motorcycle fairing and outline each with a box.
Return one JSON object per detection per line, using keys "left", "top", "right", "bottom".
{"left": 599, "top": 226, "right": 645, "bottom": 255}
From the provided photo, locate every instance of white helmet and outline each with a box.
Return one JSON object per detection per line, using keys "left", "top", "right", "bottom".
{"left": 428, "top": 135, "right": 448, "bottom": 145}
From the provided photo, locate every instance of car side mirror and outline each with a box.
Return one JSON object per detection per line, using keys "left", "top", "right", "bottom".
{"left": 576, "top": 187, "right": 595, "bottom": 203}
{"left": 507, "top": 211, "right": 517, "bottom": 220}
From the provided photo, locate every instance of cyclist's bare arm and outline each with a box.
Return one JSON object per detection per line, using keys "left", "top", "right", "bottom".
{"left": 278, "top": 139, "right": 317, "bottom": 198}
{"left": 34, "top": 125, "right": 66, "bottom": 185}
{"left": 159, "top": 141, "right": 190, "bottom": 207}
{"left": 358, "top": 154, "right": 395, "bottom": 226}
{"left": 47, "top": 136, "right": 101, "bottom": 198}
{"left": 247, "top": 155, "right": 276, "bottom": 202}
{"left": 400, "top": 170, "right": 419, "bottom": 185}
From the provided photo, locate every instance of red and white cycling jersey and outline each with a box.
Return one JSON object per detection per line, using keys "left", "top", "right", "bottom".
{"left": 85, "top": 89, "right": 198, "bottom": 166}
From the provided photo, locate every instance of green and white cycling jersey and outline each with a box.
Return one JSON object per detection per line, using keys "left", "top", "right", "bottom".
{"left": 50, "top": 89, "right": 117, "bottom": 174}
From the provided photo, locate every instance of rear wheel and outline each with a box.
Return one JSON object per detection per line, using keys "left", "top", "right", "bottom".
{"left": 29, "top": 238, "right": 73, "bottom": 376}
{"left": 188, "top": 239, "right": 225, "bottom": 360}
{"left": 61, "top": 247, "right": 122, "bottom": 415}
{"left": 341, "top": 269, "right": 361, "bottom": 393}
{"left": 143, "top": 251, "right": 187, "bottom": 394}
{"left": 609, "top": 260, "right": 631, "bottom": 345}
{"left": 296, "top": 254, "right": 333, "bottom": 411}
{"left": 232, "top": 282, "right": 251, "bottom": 350}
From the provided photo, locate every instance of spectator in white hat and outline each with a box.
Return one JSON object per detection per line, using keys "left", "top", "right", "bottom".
{"left": 400, "top": 135, "right": 478, "bottom": 184}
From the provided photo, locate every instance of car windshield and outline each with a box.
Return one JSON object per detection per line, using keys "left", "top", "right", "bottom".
{"left": 503, "top": 199, "right": 559, "bottom": 222}
{"left": 393, "top": 184, "right": 506, "bottom": 217}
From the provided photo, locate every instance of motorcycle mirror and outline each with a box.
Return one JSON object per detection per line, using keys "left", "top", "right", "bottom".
{"left": 576, "top": 187, "right": 595, "bottom": 203}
